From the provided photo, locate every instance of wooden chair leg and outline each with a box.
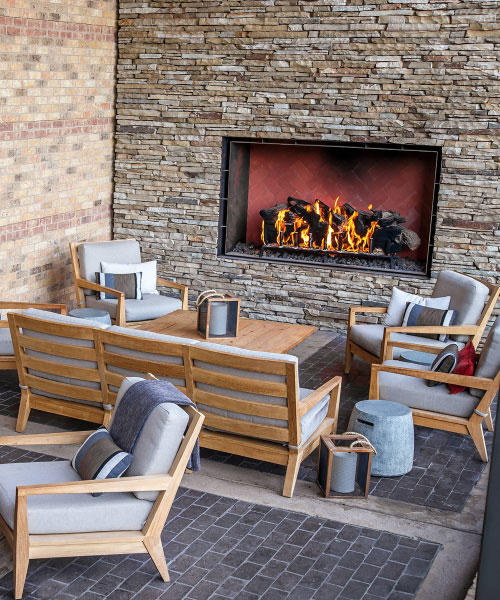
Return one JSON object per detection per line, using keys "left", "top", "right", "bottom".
{"left": 102, "top": 410, "right": 113, "bottom": 428}
{"left": 283, "top": 452, "right": 301, "bottom": 498}
{"left": 344, "top": 341, "right": 353, "bottom": 374}
{"left": 144, "top": 536, "right": 169, "bottom": 582}
{"left": 14, "top": 498, "right": 29, "bottom": 600}
{"left": 15, "top": 391, "right": 31, "bottom": 433}
{"left": 468, "top": 420, "right": 488, "bottom": 462}
{"left": 485, "top": 409, "right": 494, "bottom": 433}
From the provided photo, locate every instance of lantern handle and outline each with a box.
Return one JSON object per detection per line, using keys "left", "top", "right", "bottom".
{"left": 196, "top": 290, "right": 226, "bottom": 307}
{"left": 343, "top": 431, "right": 377, "bottom": 454}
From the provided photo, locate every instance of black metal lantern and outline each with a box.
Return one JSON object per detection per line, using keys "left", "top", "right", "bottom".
{"left": 196, "top": 291, "right": 240, "bottom": 339}
{"left": 317, "top": 433, "right": 375, "bottom": 499}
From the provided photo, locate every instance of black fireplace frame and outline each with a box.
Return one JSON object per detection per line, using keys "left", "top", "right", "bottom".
{"left": 218, "top": 137, "right": 442, "bottom": 278}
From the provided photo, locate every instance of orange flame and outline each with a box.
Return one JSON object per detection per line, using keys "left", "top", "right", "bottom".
{"left": 263, "top": 198, "right": 379, "bottom": 254}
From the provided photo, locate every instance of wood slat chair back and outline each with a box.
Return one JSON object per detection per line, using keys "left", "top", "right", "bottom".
{"left": 185, "top": 345, "right": 301, "bottom": 447}
{"left": 0, "top": 303, "right": 66, "bottom": 371}
{"left": 93, "top": 328, "right": 193, "bottom": 407}
{"left": 8, "top": 312, "right": 109, "bottom": 432}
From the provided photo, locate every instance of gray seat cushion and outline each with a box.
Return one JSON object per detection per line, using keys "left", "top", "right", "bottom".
{"left": 378, "top": 360, "right": 478, "bottom": 418}
{"left": 297, "top": 388, "right": 331, "bottom": 447}
{"left": 470, "top": 316, "right": 500, "bottom": 399}
{"left": 78, "top": 240, "right": 141, "bottom": 295}
{"left": 86, "top": 293, "right": 182, "bottom": 321}
{"left": 349, "top": 324, "right": 464, "bottom": 359}
{"left": 0, "top": 328, "right": 13, "bottom": 356}
{"left": 110, "top": 377, "right": 189, "bottom": 501}
{"left": 21, "top": 309, "right": 109, "bottom": 407}
{"left": 431, "top": 270, "right": 489, "bottom": 342}
{"left": 105, "top": 326, "right": 199, "bottom": 387}
{"left": 0, "top": 460, "right": 152, "bottom": 534}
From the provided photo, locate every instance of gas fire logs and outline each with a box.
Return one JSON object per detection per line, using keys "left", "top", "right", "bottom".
{"left": 260, "top": 196, "right": 421, "bottom": 257}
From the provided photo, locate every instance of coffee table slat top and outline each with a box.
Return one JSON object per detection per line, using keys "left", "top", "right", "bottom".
{"left": 136, "top": 310, "right": 317, "bottom": 354}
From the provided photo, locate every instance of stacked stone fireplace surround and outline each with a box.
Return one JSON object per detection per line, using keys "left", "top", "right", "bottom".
{"left": 114, "top": 1, "right": 500, "bottom": 331}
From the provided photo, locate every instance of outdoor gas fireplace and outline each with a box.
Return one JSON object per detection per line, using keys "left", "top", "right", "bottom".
{"left": 218, "top": 138, "right": 441, "bottom": 277}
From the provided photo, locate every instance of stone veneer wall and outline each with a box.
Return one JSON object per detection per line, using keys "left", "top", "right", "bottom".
{"left": 114, "top": 1, "right": 500, "bottom": 330}
{"left": 0, "top": 1, "right": 116, "bottom": 306}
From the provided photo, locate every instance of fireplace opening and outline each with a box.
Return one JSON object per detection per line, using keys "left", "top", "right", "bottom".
{"left": 219, "top": 138, "right": 441, "bottom": 277}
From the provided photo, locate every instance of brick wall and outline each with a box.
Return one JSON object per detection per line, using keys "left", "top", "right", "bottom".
{"left": 114, "top": 1, "right": 500, "bottom": 330}
{"left": 0, "top": 1, "right": 116, "bottom": 306}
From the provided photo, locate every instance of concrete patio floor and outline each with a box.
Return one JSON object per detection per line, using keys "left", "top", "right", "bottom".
{"left": 0, "top": 330, "right": 486, "bottom": 600}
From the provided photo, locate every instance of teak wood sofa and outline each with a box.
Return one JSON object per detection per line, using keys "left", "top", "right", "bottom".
{"left": 69, "top": 239, "right": 188, "bottom": 327}
{"left": 369, "top": 316, "right": 500, "bottom": 461}
{"left": 345, "top": 270, "right": 500, "bottom": 372}
{"left": 0, "top": 384, "right": 204, "bottom": 600}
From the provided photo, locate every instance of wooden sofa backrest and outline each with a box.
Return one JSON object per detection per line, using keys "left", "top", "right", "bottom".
{"left": 8, "top": 312, "right": 104, "bottom": 407}
{"left": 94, "top": 328, "right": 192, "bottom": 407}
{"left": 185, "top": 345, "right": 301, "bottom": 447}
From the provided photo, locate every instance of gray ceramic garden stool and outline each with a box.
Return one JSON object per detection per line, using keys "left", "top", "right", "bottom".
{"left": 68, "top": 308, "right": 112, "bottom": 325}
{"left": 348, "top": 399, "right": 414, "bottom": 477}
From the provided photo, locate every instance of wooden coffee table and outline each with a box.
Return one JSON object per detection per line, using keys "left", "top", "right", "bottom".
{"left": 137, "top": 310, "right": 317, "bottom": 354}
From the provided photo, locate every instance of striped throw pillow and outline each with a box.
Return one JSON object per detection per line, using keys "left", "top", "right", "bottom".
{"left": 95, "top": 271, "right": 143, "bottom": 300}
{"left": 72, "top": 428, "right": 132, "bottom": 496}
{"left": 401, "top": 302, "right": 457, "bottom": 342}
{"left": 426, "top": 343, "right": 459, "bottom": 387}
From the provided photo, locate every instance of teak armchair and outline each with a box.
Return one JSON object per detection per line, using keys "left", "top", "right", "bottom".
{"left": 69, "top": 239, "right": 188, "bottom": 327}
{"left": 0, "top": 302, "right": 66, "bottom": 371}
{"left": 369, "top": 316, "right": 500, "bottom": 461}
{"left": 345, "top": 271, "right": 500, "bottom": 373}
{"left": 0, "top": 405, "right": 204, "bottom": 599}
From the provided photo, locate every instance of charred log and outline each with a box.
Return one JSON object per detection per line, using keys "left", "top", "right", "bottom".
{"left": 371, "top": 225, "right": 403, "bottom": 255}
{"left": 260, "top": 204, "right": 288, "bottom": 245}
{"left": 287, "top": 197, "right": 328, "bottom": 247}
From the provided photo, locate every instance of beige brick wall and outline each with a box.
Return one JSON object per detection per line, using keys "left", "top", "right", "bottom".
{"left": 0, "top": 0, "right": 116, "bottom": 307}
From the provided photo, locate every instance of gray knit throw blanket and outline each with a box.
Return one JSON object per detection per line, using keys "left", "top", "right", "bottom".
{"left": 110, "top": 379, "right": 200, "bottom": 472}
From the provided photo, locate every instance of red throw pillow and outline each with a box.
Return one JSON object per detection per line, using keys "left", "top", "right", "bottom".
{"left": 448, "top": 342, "right": 476, "bottom": 394}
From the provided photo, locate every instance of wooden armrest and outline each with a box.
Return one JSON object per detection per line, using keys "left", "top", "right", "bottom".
{"left": 16, "top": 474, "right": 173, "bottom": 497}
{"left": 157, "top": 277, "right": 187, "bottom": 291}
{"left": 373, "top": 363, "right": 494, "bottom": 390}
{"left": 0, "top": 431, "right": 95, "bottom": 447}
{"left": 157, "top": 277, "right": 188, "bottom": 309}
{"left": 0, "top": 302, "right": 66, "bottom": 314}
{"left": 75, "top": 278, "right": 125, "bottom": 299}
{"left": 386, "top": 340, "right": 444, "bottom": 354}
{"left": 348, "top": 305, "right": 387, "bottom": 328}
{"left": 299, "top": 376, "right": 342, "bottom": 417}
{"left": 386, "top": 325, "right": 478, "bottom": 335}
{"left": 350, "top": 306, "right": 388, "bottom": 315}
